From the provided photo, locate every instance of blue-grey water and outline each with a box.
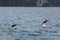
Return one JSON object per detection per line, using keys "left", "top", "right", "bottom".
{"left": 0, "top": 7, "right": 60, "bottom": 40}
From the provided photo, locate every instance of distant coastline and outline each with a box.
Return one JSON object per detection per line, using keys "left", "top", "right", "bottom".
{"left": 0, "top": 0, "right": 60, "bottom": 7}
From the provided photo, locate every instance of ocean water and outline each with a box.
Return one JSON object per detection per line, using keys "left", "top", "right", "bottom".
{"left": 0, "top": 7, "right": 60, "bottom": 40}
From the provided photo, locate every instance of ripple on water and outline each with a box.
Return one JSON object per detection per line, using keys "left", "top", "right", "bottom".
{"left": 39, "top": 38, "right": 54, "bottom": 40}
{"left": 49, "top": 31, "right": 58, "bottom": 33}
{"left": 27, "top": 33, "right": 40, "bottom": 36}
{"left": 55, "top": 24, "right": 60, "bottom": 27}
{"left": 42, "top": 26, "right": 52, "bottom": 29}
{"left": 19, "top": 30, "right": 47, "bottom": 38}
{"left": 15, "top": 38, "right": 20, "bottom": 40}
{"left": 51, "top": 34, "right": 60, "bottom": 37}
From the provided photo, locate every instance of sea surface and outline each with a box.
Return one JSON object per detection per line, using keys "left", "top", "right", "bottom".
{"left": 0, "top": 7, "right": 60, "bottom": 40}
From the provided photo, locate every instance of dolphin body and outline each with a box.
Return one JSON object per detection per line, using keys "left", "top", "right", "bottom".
{"left": 41, "top": 19, "right": 50, "bottom": 26}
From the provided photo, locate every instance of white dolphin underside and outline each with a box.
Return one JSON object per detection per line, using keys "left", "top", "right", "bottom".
{"left": 42, "top": 23, "right": 47, "bottom": 26}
